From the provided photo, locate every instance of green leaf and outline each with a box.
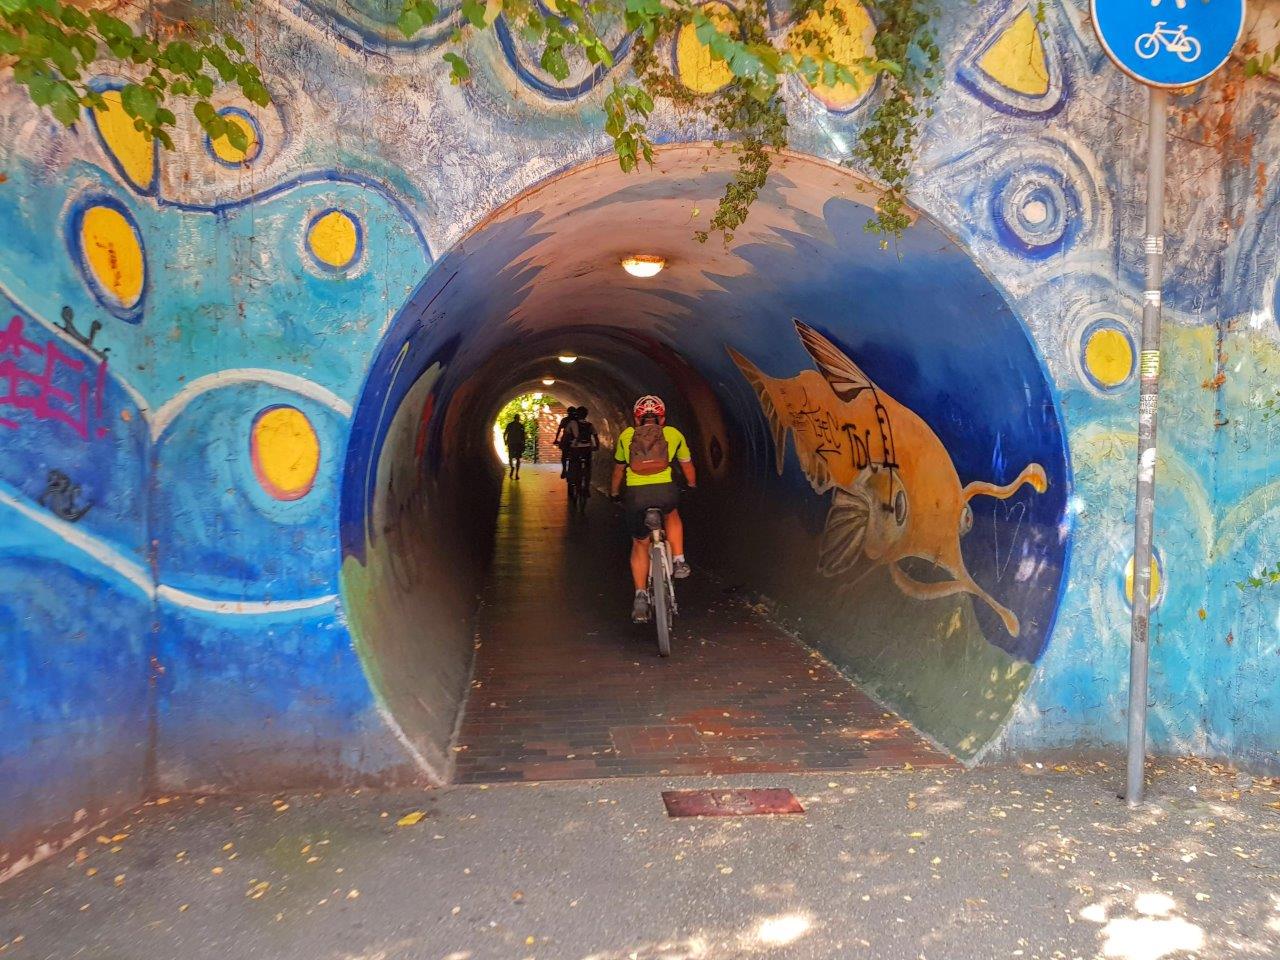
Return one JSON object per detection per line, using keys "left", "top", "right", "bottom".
{"left": 59, "top": 6, "right": 87, "bottom": 29}
{"left": 120, "top": 83, "right": 158, "bottom": 122}
{"left": 460, "top": 0, "right": 485, "bottom": 28}
{"left": 397, "top": 7, "right": 424, "bottom": 36}
{"left": 192, "top": 99, "right": 217, "bottom": 125}
{"left": 540, "top": 44, "right": 568, "bottom": 80}
{"left": 443, "top": 51, "right": 471, "bottom": 83}
{"left": 48, "top": 81, "right": 79, "bottom": 124}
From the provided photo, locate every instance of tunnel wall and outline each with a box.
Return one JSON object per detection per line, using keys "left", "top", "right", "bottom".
{"left": 5, "top": 0, "right": 1280, "bottom": 868}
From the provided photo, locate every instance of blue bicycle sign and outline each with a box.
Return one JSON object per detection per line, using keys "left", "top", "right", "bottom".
{"left": 1091, "top": 0, "right": 1245, "bottom": 88}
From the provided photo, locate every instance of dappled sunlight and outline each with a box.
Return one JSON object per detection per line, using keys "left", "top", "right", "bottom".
{"left": 750, "top": 912, "right": 813, "bottom": 948}
{"left": 580, "top": 937, "right": 709, "bottom": 960}
{"left": 579, "top": 912, "right": 814, "bottom": 960}
{"left": 1080, "top": 895, "right": 1205, "bottom": 960}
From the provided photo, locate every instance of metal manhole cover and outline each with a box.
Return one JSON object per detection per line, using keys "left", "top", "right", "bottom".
{"left": 661, "top": 788, "right": 805, "bottom": 818}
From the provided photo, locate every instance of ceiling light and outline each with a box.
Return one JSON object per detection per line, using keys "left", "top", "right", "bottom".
{"left": 558, "top": 353, "right": 578, "bottom": 364}
{"left": 541, "top": 377, "right": 556, "bottom": 386}
{"left": 621, "top": 254, "right": 665, "bottom": 278}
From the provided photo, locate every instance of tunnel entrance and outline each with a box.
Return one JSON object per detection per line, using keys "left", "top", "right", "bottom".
{"left": 339, "top": 146, "right": 1071, "bottom": 783}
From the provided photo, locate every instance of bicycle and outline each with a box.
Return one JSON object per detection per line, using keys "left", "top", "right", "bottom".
{"left": 1134, "top": 22, "right": 1202, "bottom": 63}
{"left": 565, "top": 452, "right": 591, "bottom": 512}
{"left": 641, "top": 506, "right": 677, "bottom": 657}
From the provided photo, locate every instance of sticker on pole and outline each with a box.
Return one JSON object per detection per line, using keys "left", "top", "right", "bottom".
{"left": 1090, "top": 0, "right": 1245, "bottom": 89}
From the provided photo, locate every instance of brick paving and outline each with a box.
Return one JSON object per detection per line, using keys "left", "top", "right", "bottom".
{"left": 453, "top": 465, "right": 953, "bottom": 783}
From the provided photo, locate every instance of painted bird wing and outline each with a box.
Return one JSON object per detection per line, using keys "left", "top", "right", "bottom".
{"left": 794, "top": 320, "right": 876, "bottom": 402}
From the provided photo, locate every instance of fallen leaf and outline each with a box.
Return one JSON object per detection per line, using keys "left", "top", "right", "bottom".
{"left": 346, "top": 889, "right": 360, "bottom": 900}
{"left": 113, "top": 875, "right": 125, "bottom": 887}
{"left": 397, "top": 811, "right": 427, "bottom": 827}
{"left": 211, "top": 867, "right": 224, "bottom": 876}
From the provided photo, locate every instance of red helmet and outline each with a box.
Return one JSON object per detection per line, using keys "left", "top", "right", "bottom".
{"left": 633, "top": 395, "right": 666, "bottom": 425}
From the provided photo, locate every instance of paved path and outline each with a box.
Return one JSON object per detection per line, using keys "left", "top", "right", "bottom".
{"left": 453, "top": 465, "right": 950, "bottom": 783}
{"left": 3, "top": 761, "right": 1278, "bottom": 960}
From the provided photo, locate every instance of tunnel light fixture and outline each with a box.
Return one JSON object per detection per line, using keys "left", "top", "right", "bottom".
{"left": 621, "top": 254, "right": 665, "bottom": 278}
{"left": 541, "top": 377, "right": 556, "bottom": 386}
{"left": 558, "top": 353, "right": 578, "bottom": 364}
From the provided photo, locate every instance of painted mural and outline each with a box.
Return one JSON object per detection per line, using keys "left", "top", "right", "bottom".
{"left": 730, "top": 322, "right": 1051, "bottom": 639}
{"left": 5, "top": 0, "right": 1280, "bottom": 870}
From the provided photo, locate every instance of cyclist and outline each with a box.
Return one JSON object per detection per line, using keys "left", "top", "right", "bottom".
{"left": 610, "top": 395, "right": 696, "bottom": 623}
{"left": 564, "top": 406, "right": 600, "bottom": 496}
{"left": 554, "top": 406, "right": 579, "bottom": 478}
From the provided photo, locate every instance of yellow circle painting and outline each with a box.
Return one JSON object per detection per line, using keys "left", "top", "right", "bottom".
{"left": 307, "top": 209, "right": 362, "bottom": 271}
{"left": 79, "top": 203, "right": 145, "bottom": 312}
{"left": 251, "top": 406, "right": 321, "bottom": 501}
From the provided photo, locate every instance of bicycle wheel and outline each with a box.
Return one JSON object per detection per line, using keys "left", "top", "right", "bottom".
{"left": 1178, "top": 36, "right": 1201, "bottom": 63}
{"left": 1134, "top": 33, "right": 1159, "bottom": 59}
{"left": 650, "top": 543, "right": 672, "bottom": 657}
{"left": 565, "top": 460, "right": 581, "bottom": 505}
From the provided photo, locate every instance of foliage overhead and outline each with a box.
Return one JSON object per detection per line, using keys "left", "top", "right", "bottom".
{"left": 0, "top": 0, "right": 941, "bottom": 242}
{"left": 0, "top": 0, "right": 267, "bottom": 151}
{"left": 417, "top": 0, "right": 944, "bottom": 242}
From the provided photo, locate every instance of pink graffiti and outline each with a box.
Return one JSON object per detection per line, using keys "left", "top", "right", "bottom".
{"left": 0, "top": 315, "right": 109, "bottom": 440}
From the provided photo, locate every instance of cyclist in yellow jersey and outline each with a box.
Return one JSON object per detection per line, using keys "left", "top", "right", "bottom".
{"left": 610, "top": 395, "right": 696, "bottom": 623}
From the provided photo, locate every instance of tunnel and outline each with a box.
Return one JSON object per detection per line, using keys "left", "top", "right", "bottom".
{"left": 338, "top": 145, "right": 1071, "bottom": 781}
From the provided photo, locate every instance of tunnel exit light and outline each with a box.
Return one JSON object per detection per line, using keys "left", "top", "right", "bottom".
{"left": 558, "top": 353, "right": 577, "bottom": 364}
{"left": 621, "top": 255, "right": 665, "bottom": 278}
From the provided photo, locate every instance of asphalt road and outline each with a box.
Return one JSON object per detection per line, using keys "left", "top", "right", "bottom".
{"left": 2, "top": 759, "right": 1278, "bottom": 960}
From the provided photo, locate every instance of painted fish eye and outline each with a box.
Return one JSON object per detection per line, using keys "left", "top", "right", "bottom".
{"left": 894, "top": 490, "right": 908, "bottom": 526}
{"left": 960, "top": 504, "right": 974, "bottom": 535}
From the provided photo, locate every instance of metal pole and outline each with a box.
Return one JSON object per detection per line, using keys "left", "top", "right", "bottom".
{"left": 1126, "top": 86, "right": 1168, "bottom": 808}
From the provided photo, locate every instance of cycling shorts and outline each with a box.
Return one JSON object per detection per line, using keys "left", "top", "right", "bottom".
{"left": 624, "top": 482, "right": 679, "bottom": 541}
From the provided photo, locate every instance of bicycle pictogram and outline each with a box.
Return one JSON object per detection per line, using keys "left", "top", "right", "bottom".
{"left": 1134, "top": 22, "right": 1202, "bottom": 63}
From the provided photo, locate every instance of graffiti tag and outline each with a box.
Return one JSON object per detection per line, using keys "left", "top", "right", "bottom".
{"left": 57, "top": 306, "right": 109, "bottom": 360}
{"left": 38, "top": 469, "right": 93, "bottom": 522}
{"left": 0, "top": 315, "right": 109, "bottom": 440}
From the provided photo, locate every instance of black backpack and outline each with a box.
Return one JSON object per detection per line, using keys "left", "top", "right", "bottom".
{"left": 568, "top": 419, "right": 595, "bottom": 450}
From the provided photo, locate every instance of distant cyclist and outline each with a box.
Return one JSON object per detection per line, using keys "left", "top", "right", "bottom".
{"left": 564, "top": 406, "right": 600, "bottom": 495}
{"left": 554, "top": 406, "right": 580, "bottom": 479}
{"left": 503, "top": 414, "right": 526, "bottom": 480}
{"left": 610, "top": 395, "right": 696, "bottom": 623}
